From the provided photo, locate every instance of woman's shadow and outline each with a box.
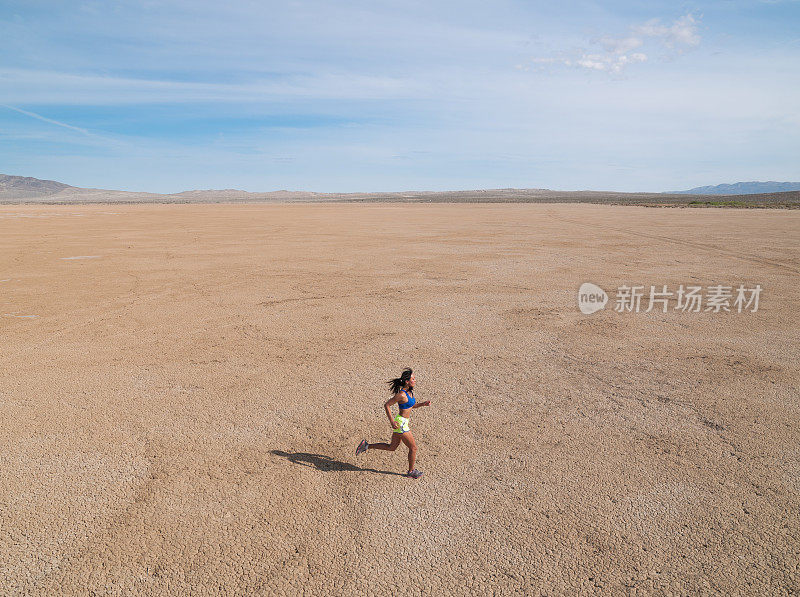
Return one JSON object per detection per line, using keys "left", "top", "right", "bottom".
{"left": 271, "top": 450, "right": 404, "bottom": 477}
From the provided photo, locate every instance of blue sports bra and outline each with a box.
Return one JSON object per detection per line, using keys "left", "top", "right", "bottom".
{"left": 398, "top": 389, "right": 415, "bottom": 410}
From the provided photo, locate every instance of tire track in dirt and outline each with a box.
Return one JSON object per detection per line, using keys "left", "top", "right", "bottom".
{"left": 545, "top": 210, "right": 799, "bottom": 275}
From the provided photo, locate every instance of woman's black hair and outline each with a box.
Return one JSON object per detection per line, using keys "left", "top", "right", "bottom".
{"left": 387, "top": 367, "right": 413, "bottom": 394}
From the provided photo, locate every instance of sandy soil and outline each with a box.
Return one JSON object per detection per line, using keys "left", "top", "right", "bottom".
{"left": 1, "top": 203, "right": 798, "bottom": 595}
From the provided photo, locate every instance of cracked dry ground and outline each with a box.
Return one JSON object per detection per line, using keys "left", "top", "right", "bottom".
{"left": 1, "top": 203, "right": 798, "bottom": 595}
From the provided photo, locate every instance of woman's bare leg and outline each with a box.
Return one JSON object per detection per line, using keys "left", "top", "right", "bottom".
{"left": 401, "top": 431, "right": 417, "bottom": 472}
{"left": 368, "top": 433, "right": 402, "bottom": 452}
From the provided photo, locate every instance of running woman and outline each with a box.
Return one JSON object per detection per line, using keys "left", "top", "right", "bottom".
{"left": 355, "top": 368, "right": 430, "bottom": 479}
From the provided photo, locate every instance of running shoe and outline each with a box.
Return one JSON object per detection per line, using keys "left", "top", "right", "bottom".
{"left": 406, "top": 469, "right": 423, "bottom": 479}
{"left": 355, "top": 439, "right": 368, "bottom": 456}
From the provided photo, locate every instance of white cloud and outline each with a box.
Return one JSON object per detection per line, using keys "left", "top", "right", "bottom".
{"left": 574, "top": 52, "right": 647, "bottom": 74}
{"left": 598, "top": 35, "right": 644, "bottom": 55}
{"left": 527, "top": 14, "right": 700, "bottom": 75}
{"left": 632, "top": 15, "right": 701, "bottom": 49}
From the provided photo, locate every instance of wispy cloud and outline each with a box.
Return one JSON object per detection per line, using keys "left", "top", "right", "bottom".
{"left": 0, "top": 68, "right": 421, "bottom": 106}
{"left": 1, "top": 103, "right": 91, "bottom": 135}
{"left": 520, "top": 14, "right": 701, "bottom": 75}
{"left": 1, "top": 102, "right": 134, "bottom": 151}
{"left": 572, "top": 52, "right": 648, "bottom": 74}
{"left": 631, "top": 15, "right": 701, "bottom": 49}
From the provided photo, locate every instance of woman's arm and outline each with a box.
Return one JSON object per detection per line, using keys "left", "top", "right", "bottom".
{"left": 385, "top": 394, "right": 400, "bottom": 428}
{"left": 412, "top": 400, "right": 431, "bottom": 409}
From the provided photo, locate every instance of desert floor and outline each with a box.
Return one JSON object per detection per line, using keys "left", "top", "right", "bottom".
{"left": 1, "top": 203, "right": 798, "bottom": 595}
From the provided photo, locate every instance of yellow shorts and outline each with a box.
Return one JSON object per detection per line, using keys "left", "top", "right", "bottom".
{"left": 393, "top": 414, "right": 411, "bottom": 434}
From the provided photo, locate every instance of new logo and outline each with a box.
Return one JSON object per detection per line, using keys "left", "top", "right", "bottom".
{"left": 578, "top": 282, "right": 608, "bottom": 315}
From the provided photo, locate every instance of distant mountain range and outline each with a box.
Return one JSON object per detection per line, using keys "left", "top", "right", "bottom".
{"left": 2, "top": 174, "right": 799, "bottom": 206}
{"left": 668, "top": 181, "right": 800, "bottom": 195}
{"left": 0, "top": 174, "right": 74, "bottom": 198}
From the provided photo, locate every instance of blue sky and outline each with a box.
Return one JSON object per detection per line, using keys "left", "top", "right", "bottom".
{"left": 1, "top": 0, "right": 798, "bottom": 193}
